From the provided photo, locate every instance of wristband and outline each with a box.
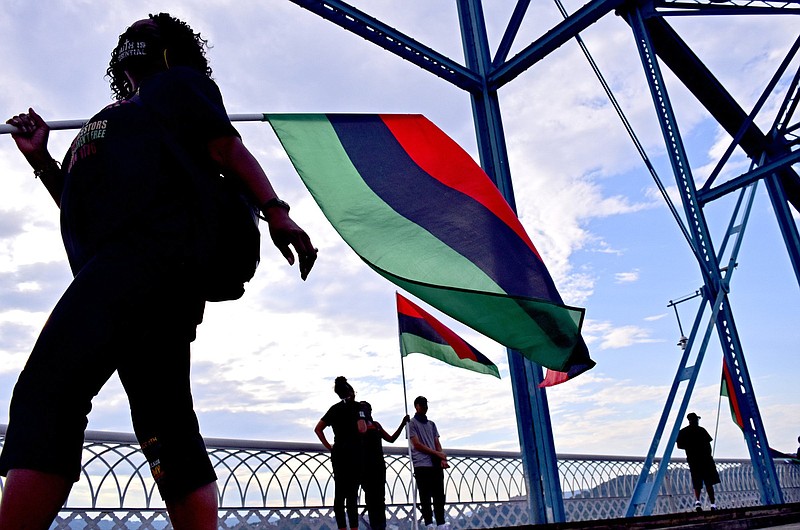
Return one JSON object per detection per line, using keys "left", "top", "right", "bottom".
{"left": 33, "top": 159, "right": 60, "bottom": 179}
{"left": 260, "top": 197, "right": 290, "bottom": 213}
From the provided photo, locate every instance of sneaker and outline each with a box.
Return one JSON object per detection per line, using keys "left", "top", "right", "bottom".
{"left": 437, "top": 525, "right": 450, "bottom": 530}
{"left": 694, "top": 501, "right": 702, "bottom": 512}
{"left": 710, "top": 504, "right": 717, "bottom": 511}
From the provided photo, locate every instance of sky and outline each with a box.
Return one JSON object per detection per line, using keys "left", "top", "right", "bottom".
{"left": 0, "top": 1, "right": 798, "bottom": 461}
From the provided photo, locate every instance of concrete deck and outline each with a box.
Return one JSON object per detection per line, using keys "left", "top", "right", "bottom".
{"left": 505, "top": 502, "right": 800, "bottom": 529}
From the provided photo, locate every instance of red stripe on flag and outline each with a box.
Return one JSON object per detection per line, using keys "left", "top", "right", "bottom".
{"left": 397, "top": 293, "right": 480, "bottom": 363}
{"left": 380, "top": 114, "right": 541, "bottom": 260}
{"left": 539, "top": 369, "right": 570, "bottom": 388}
{"left": 722, "top": 361, "right": 745, "bottom": 429}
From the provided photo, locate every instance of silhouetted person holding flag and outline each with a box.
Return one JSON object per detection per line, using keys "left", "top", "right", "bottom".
{"left": 360, "top": 401, "right": 409, "bottom": 530}
{"left": 0, "top": 13, "right": 316, "bottom": 530}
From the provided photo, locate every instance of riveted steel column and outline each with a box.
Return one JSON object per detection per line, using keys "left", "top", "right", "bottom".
{"left": 456, "top": 0, "right": 565, "bottom": 523}
{"left": 624, "top": 5, "right": 784, "bottom": 512}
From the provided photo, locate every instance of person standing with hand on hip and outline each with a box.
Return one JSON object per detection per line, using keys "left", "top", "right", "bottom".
{"left": 314, "top": 377, "right": 367, "bottom": 530}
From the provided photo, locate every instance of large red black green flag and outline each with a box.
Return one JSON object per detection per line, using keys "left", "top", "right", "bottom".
{"left": 267, "top": 113, "right": 594, "bottom": 376}
{"left": 397, "top": 292, "right": 500, "bottom": 378}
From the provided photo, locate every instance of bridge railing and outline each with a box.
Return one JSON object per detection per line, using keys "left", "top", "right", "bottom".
{"left": 0, "top": 427, "right": 797, "bottom": 529}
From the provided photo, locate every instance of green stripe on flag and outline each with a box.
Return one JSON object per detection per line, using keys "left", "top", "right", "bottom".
{"left": 400, "top": 333, "right": 500, "bottom": 378}
{"left": 268, "top": 114, "right": 584, "bottom": 372}
{"left": 267, "top": 114, "right": 506, "bottom": 292}
{"left": 389, "top": 272, "right": 581, "bottom": 371}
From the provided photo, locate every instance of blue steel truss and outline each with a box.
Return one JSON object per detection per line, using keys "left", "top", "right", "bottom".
{"left": 622, "top": 0, "right": 799, "bottom": 514}
{"left": 284, "top": 0, "right": 800, "bottom": 522}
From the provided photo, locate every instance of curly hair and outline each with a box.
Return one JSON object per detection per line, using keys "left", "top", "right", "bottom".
{"left": 106, "top": 13, "right": 212, "bottom": 100}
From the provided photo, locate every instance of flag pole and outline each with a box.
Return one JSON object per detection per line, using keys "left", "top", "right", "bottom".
{"left": 0, "top": 114, "right": 271, "bottom": 135}
{"left": 400, "top": 340, "right": 420, "bottom": 530}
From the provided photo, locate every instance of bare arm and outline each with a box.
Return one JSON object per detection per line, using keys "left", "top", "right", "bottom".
{"left": 6, "top": 108, "right": 63, "bottom": 206}
{"left": 409, "top": 434, "right": 447, "bottom": 461}
{"left": 314, "top": 420, "right": 332, "bottom": 451}
{"left": 434, "top": 437, "right": 449, "bottom": 468}
{"left": 207, "top": 135, "right": 317, "bottom": 280}
{"left": 382, "top": 415, "right": 410, "bottom": 443}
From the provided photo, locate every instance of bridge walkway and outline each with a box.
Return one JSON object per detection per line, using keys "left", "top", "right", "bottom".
{"left": 509, "top": 502, "right": 800, "bottom": 529}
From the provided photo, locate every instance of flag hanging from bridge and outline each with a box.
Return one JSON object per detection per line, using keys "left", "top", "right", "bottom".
{"left": 721, "top": 362, "right": 745, "bottom": 430}
{"left": 268, "top": 113, "right": 593, "bottom": 376}
{"left": 397, "top": 292, "right": 500, "bottom": 378}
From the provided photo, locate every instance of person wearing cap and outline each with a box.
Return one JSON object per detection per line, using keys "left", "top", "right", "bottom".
{"left": 408, "top": 396, "right": 449, "bottom": 530}
{"left": 676, "top": 412, "right": 721, "bottom": 511}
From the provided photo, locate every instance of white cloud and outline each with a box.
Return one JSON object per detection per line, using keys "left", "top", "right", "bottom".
{"left": 614, "top": 270, "right": 639, "bottom": 284}
{"left": 582, "top": 320, "right": 662, "bottom": 350}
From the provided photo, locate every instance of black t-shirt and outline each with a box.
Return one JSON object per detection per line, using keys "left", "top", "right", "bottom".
{"left": 321, "top": 400, "right": 364, "bottom": 448}
{"left": 676, "top": 424, "right": 713, "bottom": 464}
{"left": 362, "top": 423, "right": 385, "bottom": 466}
{"left": 60, "top": 67, "right": 239, "bottom": 274}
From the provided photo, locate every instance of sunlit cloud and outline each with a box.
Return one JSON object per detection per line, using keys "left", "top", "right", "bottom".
{"left": 614, "top": 270, "right": 639, "bottom": 283}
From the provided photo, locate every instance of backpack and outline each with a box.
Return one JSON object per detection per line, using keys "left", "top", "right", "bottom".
{"left": 131, "top": 95, "right": 261, "bottom": 301}
{"left": 188, "top": 168, "right": 261, "bottom": 302}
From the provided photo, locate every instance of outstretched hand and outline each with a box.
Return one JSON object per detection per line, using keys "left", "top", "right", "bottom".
{"left": 265, "top": 209, "right": 318, "bottom": 280}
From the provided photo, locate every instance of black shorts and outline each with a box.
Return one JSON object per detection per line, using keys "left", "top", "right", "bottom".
{"left": 0, "top": 244, "right": 216, "bottom": 501}
{"left": 689, "top": 460, "right": 721, "bottom": 491}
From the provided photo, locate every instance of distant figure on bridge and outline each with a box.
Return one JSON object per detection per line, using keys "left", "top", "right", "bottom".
{"left": 409, "top": 396, "right": 450, "bottom": 530}
{"left": 314, "top": 377, "right": 367, "bottom": 530}
{"left": 0, "top": 12, "right": 317, "bottom": 530}
{"left": 796, "top": 435, "right": 799, "bottom": 458}
{"left": 676, "top": 412, "right": 720, "bottom": 512}
{"left": 360, "top": 401, "right": 409, "bottom": 530}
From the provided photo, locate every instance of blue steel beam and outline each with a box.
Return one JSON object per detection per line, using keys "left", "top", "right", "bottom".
{"left": 643, "top": 14, "right": 800, "bottom": 292}
{"left": 654, "top": 2, "right": 800, "bottom": 16}
{"left": 698, "top": 150, "right": 800, "bottom": 204}
{"left": 765, "top": 172, "right": 800, "bottom": 289}
{"left": 642, "top": 17, "right": 800, "bottom": 214}
{"left": 492, "top": 0, "right": 532, "bottom": 67}
{"left": 488, "top": 0, "right": 626, "bottom": 90}
{"left": 284, "top": 0, "right": 482, "bottom": 92}
{"left": 701, "top": 35, "right": 800, "bottom": 191}
{"left": 456, "top": 0, "right": 564, "bottom": 522}
{"left": 623, "top": 5, "right": 785, "bottom": 513}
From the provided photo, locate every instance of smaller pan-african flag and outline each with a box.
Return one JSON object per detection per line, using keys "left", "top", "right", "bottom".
{"left": 397, "top": 292, "right": 500, "bottom": 379}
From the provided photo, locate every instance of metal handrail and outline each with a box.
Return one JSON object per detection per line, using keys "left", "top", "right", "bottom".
{"left": 0, "top": 426, "right": 798, "bottom": 529}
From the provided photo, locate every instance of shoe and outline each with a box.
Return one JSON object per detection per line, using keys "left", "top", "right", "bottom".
{"left": 437, "top": 524, "right": 450, "bottom": 530}
{"left": 710, "top": 504, "right": 717, "bottom": 511}
{"left": 694, "top": 501, "right": 702, "bottom": 512}
{"left": 426, "top": 524, "right": 436, "bottom": 530}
